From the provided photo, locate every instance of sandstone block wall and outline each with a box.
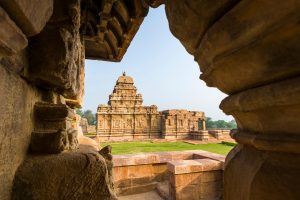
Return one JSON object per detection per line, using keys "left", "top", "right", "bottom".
{"left": 0, "top": 57, "right": 42, "bottom": 200}
{"left": 168, "top": 159, "right": 223, "bottom": 200}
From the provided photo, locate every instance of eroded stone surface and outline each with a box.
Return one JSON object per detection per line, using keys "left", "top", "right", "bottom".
{"left": 0, "top": 62, "right": 41, "bottom": 200}
{"left": 0, "top": 6, "right": 27, "bottom": 57}
{"left": 27, "top": 0, "right": 82, "bottom": 100}
{"left": 197, "top": 0, "right": 300, "bottom": 94}
{"left": 12, "top": 146, "right": 117, "bottom": 200}
{"left": 30, "top": 102, "right": 79, "bottom": 153}
{"left": 165, "top": 0, "right": 240, "bottom": 55}
{"left": 0, "top": 0, "right": 53, "bottom": 36}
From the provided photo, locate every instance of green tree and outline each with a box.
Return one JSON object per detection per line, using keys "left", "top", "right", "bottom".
{"left": 205, "top": 117, "right": 237, "bottom": 129}
{"left": 82, "top": 110, "right": 96, "bottom": 125}
{"left": 205, "top": 117, "right": 217, "bottom": 128}
{"left": 227, "top": 120, "right": 237, "bottom": 129}
{"left": 76, "top": 108, "right": 83, "bottom": 117}
{"left": 216, "top": 120, "right": 229, "bottom": 128}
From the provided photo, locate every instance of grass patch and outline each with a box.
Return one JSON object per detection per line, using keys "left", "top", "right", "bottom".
{"left": 100, "top": 141, "right": 235, "bottom": 155}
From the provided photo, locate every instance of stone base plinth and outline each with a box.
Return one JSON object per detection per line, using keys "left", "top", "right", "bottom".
{"left": 168, "top": 159, "right": 223, "bottom": 200}
{"left": 191, "top": 131, "right": 209, "bottom": 141}
{"left": 208, "top": 130, "right": 224, "bottom": 140}
{"left": 96, "top": 133, "right": 161, "bottom": 142}
{"left": 161, "top": 132, "right": 190, "bottom": 140}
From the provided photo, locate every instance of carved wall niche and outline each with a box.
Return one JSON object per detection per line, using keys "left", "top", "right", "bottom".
{"left": 126, "top": 119, "right": 132, "bottom": 128}
{"left": 98, "top": 120, "right": 103, "bottom": 128}
{"left": 114, "top": 119, "right": 121, "bottom": 128}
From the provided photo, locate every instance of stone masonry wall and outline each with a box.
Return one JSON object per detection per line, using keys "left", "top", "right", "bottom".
{"left": 0, "top": 1, "right": 115, "bottom": 199}
{"left": 0, "top": 54, "right": 42, "bottom": 200}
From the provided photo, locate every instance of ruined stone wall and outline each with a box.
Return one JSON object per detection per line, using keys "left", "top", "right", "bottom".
{"left": 161, "top": 110, "right": 205, "bottom": 139}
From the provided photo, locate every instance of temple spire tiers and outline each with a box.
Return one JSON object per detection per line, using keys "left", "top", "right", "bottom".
{"left": 97, "top": 73, "right": 161, "bottom": 141}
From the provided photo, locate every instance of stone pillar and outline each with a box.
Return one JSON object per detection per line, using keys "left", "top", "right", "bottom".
{"left": 201, "top": 120, "right": 206, "bottom": 131}
{"left": 25, "top": 0, "right": 84, "bottom": 107}
{"left": 164, "top": 0, "right": 300, "bottom": 199}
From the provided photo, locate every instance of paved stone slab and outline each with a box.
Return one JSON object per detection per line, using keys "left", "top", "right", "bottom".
{"left": 118, "top": 191, "right": 163, "bottom": 200}
{"left": 167, "top": 159, "right": 223, "bottom": 174}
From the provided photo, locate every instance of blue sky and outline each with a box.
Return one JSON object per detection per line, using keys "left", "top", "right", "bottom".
{"left": 83, "top": 6, "right": 232, "bottom": 121}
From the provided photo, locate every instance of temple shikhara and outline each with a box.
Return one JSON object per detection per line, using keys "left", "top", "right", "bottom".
{"left": 96, "top": 72, "right": 208, "bottom": 141}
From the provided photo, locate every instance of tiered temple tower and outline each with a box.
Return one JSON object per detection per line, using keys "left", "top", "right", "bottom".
{"left": 96, "top": 73, "right": 162, "bottom": 141}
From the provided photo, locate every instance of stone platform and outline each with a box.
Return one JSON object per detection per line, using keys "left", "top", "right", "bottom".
{"left": 113, "top": 150, "right": 225, "bottom": 199}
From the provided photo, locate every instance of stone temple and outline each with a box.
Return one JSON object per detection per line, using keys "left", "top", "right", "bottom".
{"left": 96, "top": 72, "right": 208, "bottom": 141}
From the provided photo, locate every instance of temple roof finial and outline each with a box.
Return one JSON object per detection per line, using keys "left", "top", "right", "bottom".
{"left": 122, "top": 71, "right": 126, "bottom": 76}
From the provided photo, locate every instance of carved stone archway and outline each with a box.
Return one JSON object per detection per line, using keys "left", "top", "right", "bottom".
{"left": 1, "top": 0, "right": 300, "bottom": 199}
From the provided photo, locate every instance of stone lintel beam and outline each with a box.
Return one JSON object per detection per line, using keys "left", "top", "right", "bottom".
{"left": 0, "top": 0, "right": 53, "bottom": 36}
{"left": 0, "top": 6, "right": 27, "bottom": 57}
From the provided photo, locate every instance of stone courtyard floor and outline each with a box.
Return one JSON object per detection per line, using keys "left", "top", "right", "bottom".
{"left": 118, "top": 191, "right": 163, "bottom": 200}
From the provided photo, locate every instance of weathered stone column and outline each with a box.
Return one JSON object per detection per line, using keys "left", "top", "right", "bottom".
{"left": 164, "top": 0, "right": 300, "bottom": 199}
{"left": 201, "top": 120, "right": 206, "bottom": 131}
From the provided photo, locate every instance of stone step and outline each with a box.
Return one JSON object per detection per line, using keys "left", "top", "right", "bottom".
{"left": 118, "top": 191, "right": 163, "bottom": 200}
{"left": 117, "top": 181, "right": 159, "bottom": 196}
{"left": 156, "top": 181, "right": 170, "bottom": 200}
